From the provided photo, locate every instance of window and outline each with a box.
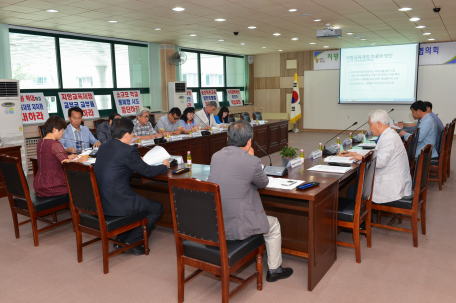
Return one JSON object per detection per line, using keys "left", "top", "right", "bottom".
{"left": 115, "top": 44, "right": 149, "bottom": 88}
{"left": 226, "top": 57, "right": 245, "bottom": 87}
{"left": 181, "top": 52, "right": 198, "bottom": 87}
{"left": 94, "top": 95, "right": 112, "bottom": 110}
{"left": 45, "top": 96, "right": 58, "bottom": 113}
{"left": 60, "top": 38, "right": 113, "bottom": 88}
{"left": 201, "top": 54, "right": 224, "bottom": 87}
{"left": 9, "top": 33, "right": 59, "bottom": 89}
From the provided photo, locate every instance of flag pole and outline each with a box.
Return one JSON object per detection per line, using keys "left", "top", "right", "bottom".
{"left": 293, "top": 68, "right": 301, "bottom": 133}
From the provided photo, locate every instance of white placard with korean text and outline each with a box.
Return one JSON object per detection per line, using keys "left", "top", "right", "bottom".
{"left": 186, "top": 90, "right": 193, "bottom": 107}
{"left": 313, "top": 50, "right": 340, "bottom": 70}
{"left": 226, "top": 89, "right": 243, "bottom": 106}
{"left": 419, "top": 42, "right": 456, "bottom": 65}
{"left": 113, "top": 90, "right": 142, "bottom": 116}
{"left": 58, "top": 92, "right": 100, "bottom": 120}
{"left": 200, "top": 89, "right": 219, "bottom": 107}
{"left": 20, "top": 93, "right": 49, "bottom": 125}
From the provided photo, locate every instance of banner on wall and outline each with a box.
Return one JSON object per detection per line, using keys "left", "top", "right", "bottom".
{"left": 186, "top": 90, "right": 193, "bottom": 107}
{"left": 20, "top": 93, "right": 49, "bottom": 124}
{"left": 200, "top": 89, "right": 219, "bottom": 107}
{"left": 226, "top": 89, "right": 243, "bottom": 106}
{"left": 113, "top": 90, "right": 142, "bottom": 116}
{"left": 313, "top": 50, "right": 340, "bottom": 70}
{"left": 419, "top": 42, "right": 456, "bottom": 65}
{"left": 58, "top": 92, "right": 100, "bottom": 120}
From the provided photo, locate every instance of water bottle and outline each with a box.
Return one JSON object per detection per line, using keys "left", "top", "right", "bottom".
{"left": 361, "top": 128, "right": 365, "bottom": 135}
{"left": 336, "top": 137, "right": 340, "bottom": 148}
{"left": 137, "top": 138, "right": 142, "bottom": 147}
{"left": 187, "top": 151, "right": 192, "bottom": 167}
{"left": 349, "top": 132, "right": 353, "bottom": 143}
{"left": 318, "top": 143, "right": 323, "bottom": 151}
{"left": 189, "top": 130, "right": 192, "bottom": 138}
{"left": 300, "top": 149, "right": 304, "bottom": 163}
{"left": 81, "top": 142, "right": 85, "bottom": 152}
{"left": 210, "top": 126, "right": 213, "bottom": 134}
{"left": 166, "top": 133, "right": 170, "bottom": 142}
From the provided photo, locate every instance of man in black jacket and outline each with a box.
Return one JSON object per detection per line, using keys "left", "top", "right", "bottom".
{"left": 96, "top": 112, "right": 121, "bottom": 144}
{"left": 95, "top": 118, "right": 170, "bottom": 255}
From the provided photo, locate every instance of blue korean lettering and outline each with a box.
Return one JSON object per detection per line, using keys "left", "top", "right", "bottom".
{"left": 26, "top": 104, "right": 31, "bottom": 110}
{"left": 419, "top": 48, "right": 423, "bottom": 55}
{"left": 126, "top": 99, "right": 131, "bottom": 105}
{"left": 69, "top": 102, "right": 73, "bottom": 107}
{"left": 64, "top": 102, "right": 69, "bottom": 109}
{"left": 80, "top": 101, "right": 85, "bottom": 108}
{"left": 74, "top": 101, "right": 79, "bottom": 107}
{"left": 433, "top": 46, "right": 439, "bottom": 54}
{"left": 90, "top": 101, "right": 94, "bottom": 107}
{"left": 118, "top": 100, "right": 122, "bottom": 106}
{"left": 425, "top": 47, "right": 431, "bottom": 55}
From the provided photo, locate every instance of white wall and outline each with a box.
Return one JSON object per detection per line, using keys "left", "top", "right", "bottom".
{"left": 303, "top": 65, "right": 456, "bottom": 130}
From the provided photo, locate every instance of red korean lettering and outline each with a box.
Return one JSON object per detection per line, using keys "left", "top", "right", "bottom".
{"left": 83, "top": 109, "right": 88, "bottom": 116}
{"left": 26, "top": 95, "right": 31, "bottom": 101}
{"left": 21, "top": 95, "right": 24, "bottom": 102}
{"left": 88, "top": 109, "right": 94, "bottom": 116}
{"left": 67, "top": 94, "right": 72, "bottom": 100}
{"left": 36, "top": 112, "right": 44, "bottom": 120}
{"left": 22, "top": 113, "right": 28, "bottom": 121}
{"left": 28, "top": 112, "right": 36, "bottom": 121}
{"left": 82, "top": 93, "right": 88, "bottom": 99}
{"left": 87, "top": 93, "right": 93, "bottom": 99}
{"left": 117, "top": 92, "right": 121, "bottom": 98}
{"left": 61, "top": 94, "right": 67, "bottom": 100}
{"left": 31, "top": 95, "right": 36, "bottom": 101}
{"left": 121, "top": 107, "right": 126, "bottom": 114}
{"left": 77, "top": 93, "right": 83, "bottom": 100}
{"left": 134, "top": 92, "right": 138, "bottom": 97}
{"left": 120, "top": 92, "right": 124, "bottom": 98}
{"left": 72, "top": 93, "right": 77, "bottom": 100}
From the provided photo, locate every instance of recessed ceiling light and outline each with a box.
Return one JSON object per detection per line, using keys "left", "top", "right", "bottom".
{"left": 289, "top": 9, "right": 297, "bottom": 12}
{"left": 190, "top": 34, "right": 197, "bottom": 36}
{"left": 333, "top": 26, "right": 340, "bottom": 29}
{"left": 309, "top": 42, "right": 316, "bottom": 44}
{"left": 240, "top": 43, "right": 245, "bottom": 45}
{"left": 409, "top": 17, "right": 420, "bottom": 21}
{"left": 172, "top": 7, "right": 185, "bottom": 11}
{"left": 423, "top": 32, "right": 431, "bottom": 35}
{"left": 291, "top": 38, "right": 298, "bottom": 40}
{"left": 347, "top": 32, "right": 354, "bottom": 35}
{"left": 46, "top": 9, "right": 58, "bottom": 12}
{"left": 273, "top": 33, "right": 281, "bottom": 36}
{"left": 155, "top": 28, "right": 161, "bottom": 30}
{"left": 108, "top": 20, "right": 117, "bottom": 23}
{"left": 279, "top": 50, "right": 283, "bottom": 51}
{"left": 323, "top": 46, "right": 329, "bottom": 48}
{"left": 371, "top": 43, "right": 376, "bottom": 45}
{"left": 262, "top": 47, "right": 266, "bottom": 48}
{"left": 214, "top": 18, "right": 226, "bottom": 21}
{"left": 428, "top": 38, "right": 435, "bottom": 41}
{"left": 314, "top": 19, "right": 321, "bottom": 22}
{"left": 301, "top": 14, "right": 312, "bottom": 16}
{"left": 248, "top": 26, "right": 256, "bottom": 29}
{"left": 354, "top": 35, "right": 363, "bottom": 38}
{"left": 361, "top": 38, "right": 367, "bottom": 40}
{"left": 398, "top": 8, "right": 412, "bottom": 11}
{"left": 218, "top": 39, "right": 224, "bottom": 41}
{"left": 415, "top": 25, "right": 426, "bottom": 28}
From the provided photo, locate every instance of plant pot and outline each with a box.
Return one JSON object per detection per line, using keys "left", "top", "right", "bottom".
{"left": 282, "top": 157, "right": 292, "bottom": 167}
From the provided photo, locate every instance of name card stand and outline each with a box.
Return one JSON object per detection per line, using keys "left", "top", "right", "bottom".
{"left": 343, "top": 138, "right": 352, "bottom": 146}
{"left": 356, "top": 133, "right": 364, "bottom": 139}
{"left": 309, "top": 150, "right": 322, "bottom": 159}
{"left": 192, "top": 131, "right": 202, "bottom": 137}
{"left": 287, "top": 157, "right": 303, "bottom": 169}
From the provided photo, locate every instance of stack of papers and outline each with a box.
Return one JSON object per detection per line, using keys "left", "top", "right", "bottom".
{"left": 347, "top": 149, "right": 371, "bottom": 156}
{"left": 323, "top": 156, "right": 354, "bottom": 163}
{"left": 369, "top": 136, "right": 378, "bottom": 141}
{"left": 307, "top": 165, "right": 353, "bottom": 174}
{"left": 266, "top": 177, "right": 305, "bottom": 190}
{"left": 143, "top": 146, "right": 171, "bottom": 166}
{"left": 82, "top": 158, "right": 96, "bottom": 165}
{"left": 358, "top": 143, "right": 376, "bottom": 148}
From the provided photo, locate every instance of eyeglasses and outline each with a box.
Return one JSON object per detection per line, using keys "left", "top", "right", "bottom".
{"left": 171, "top": 115, "right": 179, "bottom": 121}
{"left": 141, "top": 115, "right": 150, "bottom": 119}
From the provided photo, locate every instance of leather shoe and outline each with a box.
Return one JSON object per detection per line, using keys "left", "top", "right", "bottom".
{"left": 113, "top": 242, "right": 149, "bottom": 256}
{"left": 266, "top": 267, "right": 293, "bottom": 282}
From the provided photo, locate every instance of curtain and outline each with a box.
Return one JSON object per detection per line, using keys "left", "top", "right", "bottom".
{"left": 148, "top": 42, "right": 162, "bottom": 112}
{"left": 0, "top": 23, "right": 12, "bottom": 79}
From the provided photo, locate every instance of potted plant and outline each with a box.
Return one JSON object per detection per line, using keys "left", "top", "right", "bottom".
{"left": 280, "top": 142, "right": 299, "bottom": 167}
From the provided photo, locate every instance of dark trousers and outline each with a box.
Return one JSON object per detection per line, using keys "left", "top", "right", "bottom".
{"left": 116, "top": 199, "right": 164, "bottom": 244}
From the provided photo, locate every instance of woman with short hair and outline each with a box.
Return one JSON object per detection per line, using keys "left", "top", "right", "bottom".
{"left": 180, "top": 107, "right": 199, "bottom": 134}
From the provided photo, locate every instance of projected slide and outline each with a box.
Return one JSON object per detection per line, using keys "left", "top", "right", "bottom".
{"left": 339, "top": 44, "right": 419, "bottom": 104}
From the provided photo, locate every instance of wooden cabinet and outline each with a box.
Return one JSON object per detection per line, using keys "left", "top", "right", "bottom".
{"left": 253, "top": 125, "right": 268, "bottom": 154}
{"left": 209, "top": 133, "right": 227, "bottom": 161}
{"left": 0, "top": 145, "right": 22, "bottom": 198}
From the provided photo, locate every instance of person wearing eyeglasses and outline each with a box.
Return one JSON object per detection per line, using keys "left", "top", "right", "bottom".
{"left": 155, "top": 107, "right": 183, "bottom": 136}
{"left": 133, "top": 107, "right": 159, "bottom": 141}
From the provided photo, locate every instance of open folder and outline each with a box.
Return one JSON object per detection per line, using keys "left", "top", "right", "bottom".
{"left": 143, "top": 146, "right": 171, "bottom": 165}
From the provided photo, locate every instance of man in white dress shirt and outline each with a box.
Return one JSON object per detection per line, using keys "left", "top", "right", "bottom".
{"left": 194, "top": 101, "right": 220, "bottom": 130}
{"left": 340, "top": 109, "right": 412, "bottom": 203}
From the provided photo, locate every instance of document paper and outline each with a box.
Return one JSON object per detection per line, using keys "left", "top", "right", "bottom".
{"left": 323, "top": 156, "right": 354, "bottom": 164}
{"left": 143, "top": 146, "right": 171, "bottom": 166}
{"left": 307, "top": 165, "right": 352, "bottom": 174}
{"left": 266, "top": 177, "right": 305, "bottom": 190}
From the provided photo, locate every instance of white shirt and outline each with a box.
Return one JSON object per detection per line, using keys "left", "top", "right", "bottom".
{"left": 194, "top": 108, "right": 220, "bottom": 128}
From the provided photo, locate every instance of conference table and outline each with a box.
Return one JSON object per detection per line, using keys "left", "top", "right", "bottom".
{"left": 29, "top": 121, "right": 364, "bottom": 291}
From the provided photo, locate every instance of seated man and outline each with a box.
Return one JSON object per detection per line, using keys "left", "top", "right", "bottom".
{"left": 94, "top": 118, "right": 170, "bottom": 255}
{"left": 399, "top": 101, "right": 439, "bottom": 158}
{"left": 194, "top": 101, "right": 221, "bottom": 130}
{"left": 155, "top": 107, "right": 183, "bottom": 136}
{"left": 423, "top": 101, "right": 444, "bottom": 151}
{"left": 208, "top": 120, "right": 293, "bottom": 282}
{"left": 96, "top": 112, "right": 121, "bottom": 144}
{"left": 133, "top": 107, "right": 159, "bottom": 141}
{"left": 60, "top": 107, "right": 100, "bottom": 153}
{"left": 340, "top": 109, "right": 412, "bottom": 203}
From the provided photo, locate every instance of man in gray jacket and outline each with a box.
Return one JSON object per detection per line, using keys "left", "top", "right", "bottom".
{"left": 208, "top": 120, "right": 293, "bottom": 282}
{"left": 96, "top": 112, "right": 121, "bottom": 144}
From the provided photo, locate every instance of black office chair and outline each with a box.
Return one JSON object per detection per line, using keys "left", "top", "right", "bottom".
{"left": 38, "top": 125, "right": 47, "bottom": 138}
{"left": 93, "top": 119, "right": 108, "bottom": 131}
{"left": 0, "top": 155, "right": 72, "bottom": 247}
{"left": 168, "top": 178, "right": 264, "bottom": 303}
{"left": 240, "top": 112, "right": 251, "bottom": 122}
{"left": 227, "top": 114, "right": 236, "bottom": 123}
{"left": 253, "top": 112, "right": 262, "bottom": 120}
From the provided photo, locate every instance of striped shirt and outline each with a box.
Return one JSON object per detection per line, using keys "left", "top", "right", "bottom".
{"left": 132, "top": 118, "right": 156, "bottom": 136}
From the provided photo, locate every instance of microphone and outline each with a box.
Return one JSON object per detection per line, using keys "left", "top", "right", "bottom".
{"left": 323, "top": 122, "right": 357, "bottom": 155}
{"left": 154, "top": 127, "right": 167, "bottom": 144}
{"left": 254, "top": 141, "right": 272, "bottom": 167}
{"left": 193, "top": 114, "right": 211, "bottom": 136}
{"left": 352, "top": 108, "right": 394, "bottom": 134}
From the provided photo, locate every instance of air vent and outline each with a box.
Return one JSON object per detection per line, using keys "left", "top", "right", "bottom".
{"left": 0, "top": 81, "right": 19, "bottom": 97}
{"left": 175, "top": 82, "right": 186, "bottom": 93}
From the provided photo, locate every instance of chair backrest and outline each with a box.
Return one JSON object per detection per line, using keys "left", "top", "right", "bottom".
{"left": 240, "top": 112, "right": 251, "bottom": 122}
{"left": 352, "top": 151, "right": 377, "bottom": 220}
{"left": 436, "top": 125, "right": 448, "bottom": 160}
{"left": 63, "top": 162, "right": 103, "bottom": 218}
{"left": 0, "top": 155, "right": 30, "bottom": 199}
{"left": 38, "top": 125, "right": 47, "bottom": 139}
{"left": 411, "top": 128, "right": 420, "bottom": 159}
{"left": 168, "top": 178, "right": 226, "bottom": 248}
{"left": 447, "top": 121, "right": 455, "bottom": 155}
{"left": 253, "top": 112, "right": 262, "bottom": 120}
{"left": 411, "top": 144, "right": 433, "bottom": 198}
{"left": 227, "top": 114, "right": 236, "bottom": 123}
{"left": 404, "top": 132, "right": 414, "bottom": 160}
{"left": 93, "top": 119, "right": 108, "bottom": 130}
